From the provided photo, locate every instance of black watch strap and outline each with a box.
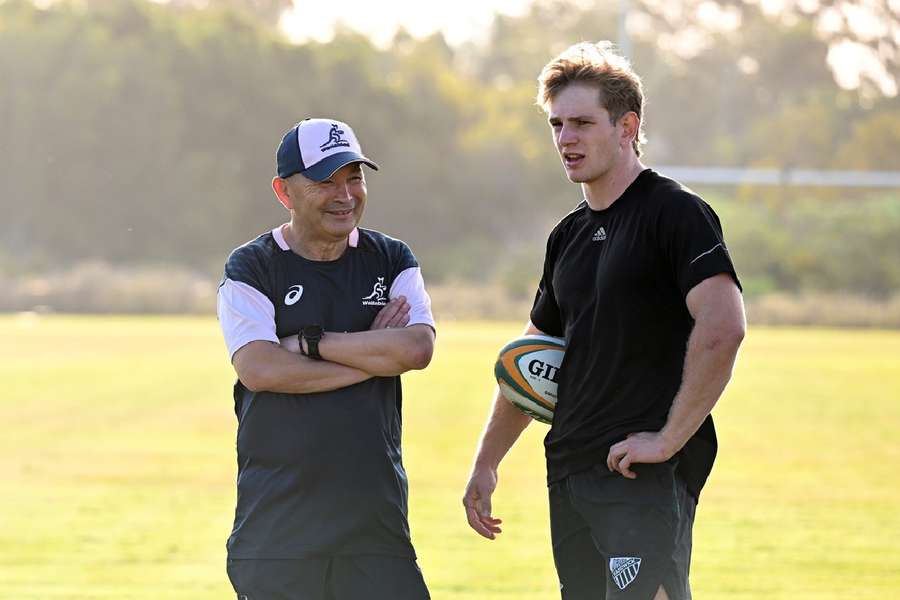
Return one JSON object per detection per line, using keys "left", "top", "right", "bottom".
{"left": 300, "top": 325, "right": 324, "bottom": 360}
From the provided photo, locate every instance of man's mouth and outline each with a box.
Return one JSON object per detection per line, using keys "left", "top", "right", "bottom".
{"left": 326, "top": 206, "right": 354, "bottom": 217}
{"left": 563, "top": 152, "right": 584, "bottom": 167}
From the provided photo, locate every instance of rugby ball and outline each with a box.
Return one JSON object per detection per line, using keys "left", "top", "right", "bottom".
{"left": 494, "top": 334, "right": 565, "bottom": 424}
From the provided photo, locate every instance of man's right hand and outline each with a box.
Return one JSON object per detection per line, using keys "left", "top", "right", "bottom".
{"left": 462, "top": 466, "right": 503, "bottom": 540}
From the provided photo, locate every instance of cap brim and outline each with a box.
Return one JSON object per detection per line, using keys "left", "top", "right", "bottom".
{"left": 301, "top": 152, "right": 380, "bottom": 182}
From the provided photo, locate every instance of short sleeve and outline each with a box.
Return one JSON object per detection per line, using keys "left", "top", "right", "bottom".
{"left": 389, "top": 240, "right": 419, "bottom": 274}
{"left": 217, "top": 245, "right": 279, "bottom": 360}
{"left": 530, "top": 233, "right": 564, "bottom": 337}
{"left": 389, "top": 267, "right": 435, "bottom": 330}
{"left": 659, "top": 193, "right": 742, "bottom": 297}
{"left": 383, "top": 237, "right": 435, "bottom": 331}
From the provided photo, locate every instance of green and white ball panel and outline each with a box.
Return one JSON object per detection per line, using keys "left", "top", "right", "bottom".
{"left": 498, "top": 381, "right": 554, "bottom": 424}
{"left": 494, "top": 334, "right": 565, "bottom": 424}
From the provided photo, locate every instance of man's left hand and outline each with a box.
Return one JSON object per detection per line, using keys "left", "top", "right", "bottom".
{"left": 370, "top": 296, "right": 410, "bottom": 330}
{"left": 606, "top": 432, "right": 677, "bottom": 479}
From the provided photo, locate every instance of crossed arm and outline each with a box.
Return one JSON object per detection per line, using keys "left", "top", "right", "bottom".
{"left": 232, "top": 296, "right": 435, "bottom": 394}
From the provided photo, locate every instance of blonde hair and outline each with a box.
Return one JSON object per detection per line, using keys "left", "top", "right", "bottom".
{"left": 537, "top": 41, "right": 646, "bottom": 156}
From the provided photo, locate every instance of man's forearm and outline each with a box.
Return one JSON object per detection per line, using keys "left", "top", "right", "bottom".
{"left": 606, "top": 275, "right": 745, "bottom": 478}
{"left": 472, "top": 387, "right": 533, "bottom": 470}
{"left": 659, "top": 318, "right": 743, "bottom": 453}
{"left": 234, "top": 340, "right": 371, "bottom": 394}
{"left": 315, "top": 325, "right": 435, "bottom": 376}
{"left": 463, "top": 320, "right": 546, "bottom": 537}
{"left": 473, "top": 320, "right": 545, "bottom": 468}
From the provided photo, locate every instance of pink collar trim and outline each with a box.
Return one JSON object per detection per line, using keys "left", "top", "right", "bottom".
{"left": 273, "top": 225, "right": 359, "bottom": 250}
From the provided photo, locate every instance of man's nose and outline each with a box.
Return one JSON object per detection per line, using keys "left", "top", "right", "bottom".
{"left": 558, "top": 124, "right": 577, "bottom": 146}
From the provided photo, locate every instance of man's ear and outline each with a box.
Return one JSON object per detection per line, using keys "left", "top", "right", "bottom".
{"left": 272, "top": 177, "right": 293, "bottom": 211}
{"left": 620, "top": 111, "right": 640, "bottom": 150}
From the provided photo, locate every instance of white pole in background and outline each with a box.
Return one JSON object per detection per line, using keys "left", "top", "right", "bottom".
{"left": 619, "top": 0, "right": 631, "bottom": 58}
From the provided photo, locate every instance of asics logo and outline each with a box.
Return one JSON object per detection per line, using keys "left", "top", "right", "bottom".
{"left": 284, "top": 284, "right": 303, "bottom": 306}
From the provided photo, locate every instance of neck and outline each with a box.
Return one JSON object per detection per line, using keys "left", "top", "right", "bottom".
{"left": 582, "top": 155, "right": 646, "bottom": 211}
{"left": 282, "top": 222, "right": 348, "bottom": 261}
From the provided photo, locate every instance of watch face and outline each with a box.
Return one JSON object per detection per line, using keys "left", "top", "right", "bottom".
{"left": 303, "top": 325, "right": 323, "bottom": 338}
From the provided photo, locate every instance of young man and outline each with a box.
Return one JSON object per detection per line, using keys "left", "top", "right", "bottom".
{"left": 462, "top": 42, "right": 746, "bottom": 599}
{"left": 217, "top": 118, "right": 435, "bottom": 600}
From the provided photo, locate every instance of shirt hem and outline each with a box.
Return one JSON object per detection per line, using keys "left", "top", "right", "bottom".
{"left": 226, "top": 548, "right": 417, "bottom": 560}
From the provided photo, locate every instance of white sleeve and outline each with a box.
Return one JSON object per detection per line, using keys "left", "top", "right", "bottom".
{"left": 217, "top": 279, "right": 280, "bottom": 360}
{"left": 389, "top": 267, "right": 435, "bottom": 330}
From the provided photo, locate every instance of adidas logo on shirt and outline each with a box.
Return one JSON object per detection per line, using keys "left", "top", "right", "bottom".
{"left": 592, "top": 227, "right": 607, "bottom": 242}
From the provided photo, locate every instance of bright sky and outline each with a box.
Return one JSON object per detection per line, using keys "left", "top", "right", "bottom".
{"left": 279, "top": 0, "right": 897, "bottom": 96}
{"left": 280, "top": 0, "right": 533, "bottom": 47}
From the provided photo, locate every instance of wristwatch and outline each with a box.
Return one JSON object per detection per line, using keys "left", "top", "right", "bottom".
{"left": 300, "top": 325, "right": 324, "bottom": 360}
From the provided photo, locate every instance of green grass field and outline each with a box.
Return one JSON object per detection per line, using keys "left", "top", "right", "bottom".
{"left": 2, "top": 315, "right": 899, "bottom": 598}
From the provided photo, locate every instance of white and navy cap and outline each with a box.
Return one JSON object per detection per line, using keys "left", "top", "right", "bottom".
{"left": 276, "top": 118, "right": 379, "bottom": 181}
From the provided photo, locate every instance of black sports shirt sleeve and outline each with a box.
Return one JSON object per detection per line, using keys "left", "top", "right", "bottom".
{"left": 659, "top": 193, "right": 742, "bottom": 297}
{"left": 359, "top": 230, "right": 435, "bottom": 330}
{"left": 217, "top": 241, "right": 279, "bottom": 359}
{"left": 388, "top": 239, "right": 418, "bottom": 275}
{"left": 530, "top": 232, "right": 564, "bottom": 337}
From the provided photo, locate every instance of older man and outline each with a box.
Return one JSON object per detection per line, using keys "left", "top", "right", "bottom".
{"left": 217, "top": 118, "right": 435, "bottom": 600}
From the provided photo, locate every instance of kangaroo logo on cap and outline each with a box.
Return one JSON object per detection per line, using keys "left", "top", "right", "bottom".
{"left": 320, "top": 124, "right": 351, "bottom": 152}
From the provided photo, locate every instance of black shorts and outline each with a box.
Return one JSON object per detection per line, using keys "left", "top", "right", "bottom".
{"left": 549, "top": 461, "right": 696, "bottom": 599}
{"left": 226, "top": 555, "right": 430, "bottom": 600}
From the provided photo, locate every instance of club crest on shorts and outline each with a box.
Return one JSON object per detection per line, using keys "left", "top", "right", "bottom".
{"left": 610, "top": 556, "right": 642, "bottom": 590}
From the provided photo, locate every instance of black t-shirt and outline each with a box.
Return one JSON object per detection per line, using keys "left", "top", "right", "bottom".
{"left": 530, "top": 169, "right": 741, "bottom": 499}
{"left": 218, "top": 227, "right": 433, "bottom": 559}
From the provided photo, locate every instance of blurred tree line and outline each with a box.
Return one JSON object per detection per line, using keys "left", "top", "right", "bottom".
{"left": 1, "top": 0, "right": 898, "bottom": 301}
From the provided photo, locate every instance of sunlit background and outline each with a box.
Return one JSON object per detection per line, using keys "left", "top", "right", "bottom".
{"left": 3, "top": 0, "right": 899, "bottom": 323}
{"left": 2, "top": 1, "right": 899, "bottom": 598}
{"left": 277, "top": 0, "right": 898, "bottom": 96}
